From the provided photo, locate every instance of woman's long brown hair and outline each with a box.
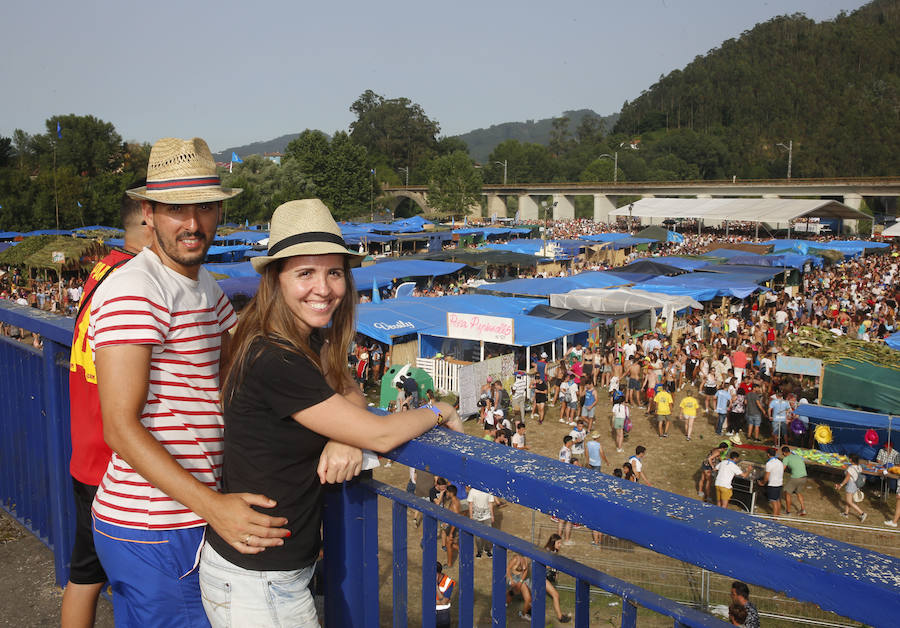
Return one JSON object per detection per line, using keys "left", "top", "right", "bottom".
{"left": 221, "top": 255, "right": 357, "bottom": 403}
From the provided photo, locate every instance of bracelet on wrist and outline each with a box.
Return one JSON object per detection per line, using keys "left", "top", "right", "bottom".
{"left": 424, "top": 404, "right": 445, "bottom": 425}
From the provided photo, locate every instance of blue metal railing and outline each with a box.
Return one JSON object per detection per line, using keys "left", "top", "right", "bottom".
{"left": 323, "top": 429, "right": 900, "bottom": 627}
{"left": 0, "top": 300, "right": 76, "bottom": 587}
{"left": 1, "top": 300, "right": 899, "bottom": 627}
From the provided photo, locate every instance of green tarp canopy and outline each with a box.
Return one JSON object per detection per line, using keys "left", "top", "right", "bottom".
{"left": 822, "top": 359, "right": 900, "bottom": 415}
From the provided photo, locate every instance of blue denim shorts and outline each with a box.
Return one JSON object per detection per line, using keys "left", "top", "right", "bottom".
{"left": 199, "top": 542, "right": 318, "bottom": 628}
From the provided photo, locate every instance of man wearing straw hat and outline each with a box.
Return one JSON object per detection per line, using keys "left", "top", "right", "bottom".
{"left": 88, "top": 138, "right": 288, "bottom": 626}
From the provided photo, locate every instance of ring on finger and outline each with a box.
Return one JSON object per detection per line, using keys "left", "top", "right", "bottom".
{"left": 241, "top": 533, "right": 252, "bottom": 545}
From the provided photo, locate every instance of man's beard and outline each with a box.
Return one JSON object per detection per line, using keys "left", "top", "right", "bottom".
{"left": 157, "top": 230, "right": 209, "bottom": 267}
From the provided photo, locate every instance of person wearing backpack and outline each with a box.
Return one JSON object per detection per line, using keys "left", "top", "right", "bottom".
{"left": 835, "top": 454, "right": 867, "bottom": 522}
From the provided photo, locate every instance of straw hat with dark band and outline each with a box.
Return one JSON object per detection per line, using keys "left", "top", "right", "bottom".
{"left": 251, "top": 199, "right": 364, "bottom": 272}
{"left": 126, "top": 137, "right": 242, "bottom": 204}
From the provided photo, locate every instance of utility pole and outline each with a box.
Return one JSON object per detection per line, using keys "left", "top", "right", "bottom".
{"left": 777, "top": 140, "right": 793, "bottom": 179}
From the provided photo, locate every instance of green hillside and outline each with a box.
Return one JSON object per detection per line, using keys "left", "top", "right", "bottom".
{"left": 455, "top": 109, "right": 618, "bottom": 163}
{"left": 613, "top": 0, "right": 900, "bottom": 178}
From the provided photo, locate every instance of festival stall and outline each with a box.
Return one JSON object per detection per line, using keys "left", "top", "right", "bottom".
{"left": 550, "top": 287, "right": 703, "bottom": 340}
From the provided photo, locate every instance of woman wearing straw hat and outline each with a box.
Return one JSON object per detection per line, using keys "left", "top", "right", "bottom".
{"left": 198, "top": 199, "right": 463, "bottom": 627}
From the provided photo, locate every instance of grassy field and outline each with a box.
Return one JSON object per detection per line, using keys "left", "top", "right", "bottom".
{"left": 368, "top": 380, "right": 898, "bottom": 626}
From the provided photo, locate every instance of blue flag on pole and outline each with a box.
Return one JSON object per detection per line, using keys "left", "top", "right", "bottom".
{"left": 231, "top": 152, "right": 242, "bottom": 164}
{"left": 371, "top": 277, "right": 381, "bottom": 303}
{"left": 56, "top": 121, "right": 62, "bottom": 139}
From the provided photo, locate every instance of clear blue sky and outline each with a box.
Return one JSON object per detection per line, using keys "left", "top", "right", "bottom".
{"left": 2, "top": 0, "right": 869, "bottom": 152}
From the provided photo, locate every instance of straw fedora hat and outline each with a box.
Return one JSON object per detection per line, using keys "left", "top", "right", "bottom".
{"left": 126, "top": 137, "right": 242, "bottom": 204}
{"left": 251, "top": 199, "right": 364, "bottom": 273}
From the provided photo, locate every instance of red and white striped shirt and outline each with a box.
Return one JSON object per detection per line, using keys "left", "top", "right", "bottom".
{"left": 88, "top": 249, "right": 236, "bottom": 530}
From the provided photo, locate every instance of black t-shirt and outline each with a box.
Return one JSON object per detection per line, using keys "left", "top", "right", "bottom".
{"left": 207, "top": 338, "right": 335, "bottom": 571}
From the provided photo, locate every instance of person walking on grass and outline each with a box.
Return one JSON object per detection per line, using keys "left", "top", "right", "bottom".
{"left": 678, "top": 392, "right": 700, "bottom": 441}
{"left": 611, "top": 393, "right": 629, "bottom": 453}
{"left": 835, "top": 454, "right": 867, "bottom": 522}
{"left": 781, "top": 446, "right": 808, "bottom": 516}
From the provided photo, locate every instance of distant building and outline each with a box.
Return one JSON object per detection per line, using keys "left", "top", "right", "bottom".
{"left": 264, "top": 152, "right": 282, "bottom": 165}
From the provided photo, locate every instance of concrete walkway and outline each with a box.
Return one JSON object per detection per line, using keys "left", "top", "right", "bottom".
{"left": 0, "top": 510, "right": 114, "bottom": 627}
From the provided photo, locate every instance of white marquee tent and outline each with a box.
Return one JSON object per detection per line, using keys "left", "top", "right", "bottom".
{"left": 550, "top": 288, "right": 703, "bottom": 334}
{"left": 608, "top": 198, "right": 868, "bottom": 227}
{"left": 882, "top": 222, "right": 900, "bottom": 238}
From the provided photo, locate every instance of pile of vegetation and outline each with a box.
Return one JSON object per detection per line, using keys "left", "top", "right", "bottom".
{"left": 783, "top": 325, "right": 900, "bottom": 370}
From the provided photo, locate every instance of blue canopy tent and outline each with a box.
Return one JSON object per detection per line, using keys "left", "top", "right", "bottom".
{"left": 24, "top": 229, "right": 71, "bottom": 236}
{"left": 724, "top": 254, "right": 778, "bottom": 267}
{"left": 205, "top": 245, "right": 252, "bottom": 263}
{"left": 579, "top": 233, "right": 631, "bottom": 242}
{"left": 104, "top": 238, "right": 125, "bottom": 248}
{"left": 886, "top": 332, "right": 900, "bottom": 352}
{"left": 765, "top": 253, "right": 823, "bottom": 269}
{"left": 476, "top": 271, "right": 633, "bottom": 298}
{"left": 697, "top": 264, "right": 785, "bottom": 284}
{"left": 356, "top": 295, "right": 543, "bottom": 345}
{"left": 651, "top": 256, "right": 711, "bottom": 271}
{"left": 217, "top": 276, "right": 260, "bottom": 301}
{"left": 218, "top": 230, "right": 269, "bottom": 244}
{"left": 635, "top": 273, "right": 768, "bottom": 301}
{"left": 794, "top": 404, "right": 899, "bottom": 459}
{"left": 0, "top": 242, "right": 15, "bottom": 253}
{"left": 203, "top": 261, "right": 259, "bottom": 278}
{"left": 392, "top": 215, "right": 432, "bottom": 230}
{"left": 419, "top": 313, "right": 592, "bottom": 355}
{"left": 481, "top": 238, "right": 588, "bottom": 260}
{"left": 352, "top": 260, "right": 468, "bottom": 290}
{"left": 0, "top": 232, "right": 23, "bottom": 240}
{"left": 342, "top": 232, "right": 396, "bottom": 246}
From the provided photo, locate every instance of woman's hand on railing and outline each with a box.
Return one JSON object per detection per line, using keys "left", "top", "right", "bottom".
{"left": 317, "top": 440, "right": 363, "bottom": 484}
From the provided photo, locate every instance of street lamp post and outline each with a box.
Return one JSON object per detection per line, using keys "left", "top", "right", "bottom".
{"left": 370, "top": 168, "right": 375, "bottom": 222}
{"left": 493, "top": 160, "right": 508, "bottom": 185}
{"left": 776, "top": 140, "right": 793, "bottom": 179}
{"left": 597, "top": 153, "right": 618, "bottom": 183}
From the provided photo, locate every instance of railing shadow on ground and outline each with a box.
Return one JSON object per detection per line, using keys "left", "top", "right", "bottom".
{"left": 1, "top": 300, "right": 899, "bottom": 627}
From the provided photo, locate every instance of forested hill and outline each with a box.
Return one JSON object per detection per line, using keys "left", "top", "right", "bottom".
{"left": 455, "top": 110, "right": 618, "bottom": 163}
{"left": 212, "top": 133, "right": 302, "bottom": 161}
{"left": 613, "top": 0, "right": 900, "bottom": 178}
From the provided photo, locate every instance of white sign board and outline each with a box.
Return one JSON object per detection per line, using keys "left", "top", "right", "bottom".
{"left": 52, "top": 251, "right": 65, "bottom": 263}
{"left": 446, "top": 312, "right": 514, "bottom": 345}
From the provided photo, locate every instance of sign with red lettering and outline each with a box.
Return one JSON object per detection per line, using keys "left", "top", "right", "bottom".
{"left": 446, "top": 312, "right": 515, "bottom": 345}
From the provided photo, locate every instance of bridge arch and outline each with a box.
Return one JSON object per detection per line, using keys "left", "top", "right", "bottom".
{"left": 380, "top": 189, "right": 432, "bottom": 215}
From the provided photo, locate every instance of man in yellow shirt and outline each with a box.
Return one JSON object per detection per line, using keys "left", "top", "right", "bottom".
{"left": 654, "top": 386, "right": 674, "bottom": 438}
{"left": 679, "top": 394, "right": 700, "bottom": 441}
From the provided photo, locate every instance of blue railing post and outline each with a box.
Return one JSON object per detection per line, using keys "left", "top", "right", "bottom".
{"left": 322, "top": 472, "right": 380, "bottom": 627}
{"left": 41, "top": 337, "right": 73, "bottom": 587}
{"left": 391, "top": 501, "right": 407, "bottom": 628}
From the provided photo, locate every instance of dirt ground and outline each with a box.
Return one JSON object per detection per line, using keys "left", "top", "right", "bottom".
{"left": 0, "top": 511, "right": 114, "bottom": 628}
{"left": 369, "top": 380, "right": 899, "bottom": 626}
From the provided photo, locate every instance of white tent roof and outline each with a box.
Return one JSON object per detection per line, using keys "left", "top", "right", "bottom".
{"left": 608, "top": 198, "right": 868, "bottom": 222}
{"left": 550, "top": 288, "right": 702, "bottom": 314}
{"left": 882, "top": 222, "right": 900, "bottom": 237}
